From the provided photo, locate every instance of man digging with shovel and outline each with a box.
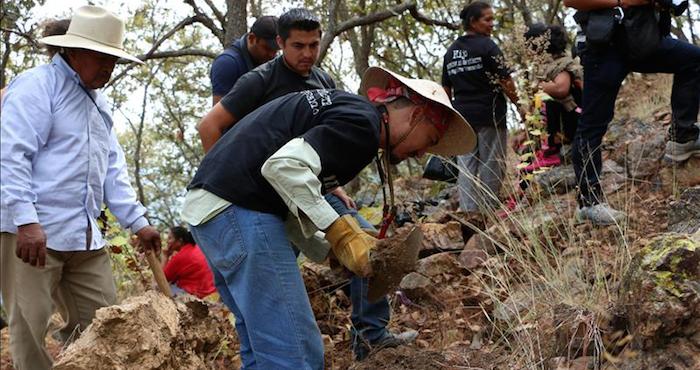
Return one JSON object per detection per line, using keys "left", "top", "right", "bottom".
{"left": 182, "top": 66, "right": 475, "bottom": 369}
{"left": 198, "top": 8, "right": 419, "bottom": 360}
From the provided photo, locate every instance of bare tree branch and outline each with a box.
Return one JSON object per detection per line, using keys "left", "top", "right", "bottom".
{"left": 408, "top": 6, "right": 460, "bottom": 30}
{"left": 184, "top": 0, "right": 225, "bottom": 44}
{"left": 0, "top": 27, "right": 41, "bottom": 49}
{"left": 341, "top": 0, "right": 372, "bottom": 78}
{"left": 547, "top": 0, "right": 563, "bottom": 24}
{"left": 506, "top": 0, "right": 534, "bottom": 26}
{"left": 670, "top": 22, "right": 690, "bottom": 42}
{"left": 109, "top": 16, "right": 201, "bottom": 86}
{"left": 202, "top": 0, "right": 226, "bottom": 27}
{"left": 129, "top": 48, "right": 217, "bottom": 61}
{"left": 319, "top": 0, "right": 417, "bottom": 63}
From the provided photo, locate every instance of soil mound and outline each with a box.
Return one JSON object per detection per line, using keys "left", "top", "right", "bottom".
{"left": 53, "top": 291, "right": 227, "bottom": 370}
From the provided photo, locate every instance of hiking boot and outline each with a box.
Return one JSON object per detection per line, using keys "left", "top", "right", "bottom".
{"left": 354, "top": 329, "right": 419, "bottom": 361}
{"left": 576, "top": 203, "right": 625, "bottom": 226}
{"left": 665, "top": 135, "right": 700, "bottom": 162}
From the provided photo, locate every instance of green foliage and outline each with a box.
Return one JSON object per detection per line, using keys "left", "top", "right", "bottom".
{"left": 98, "top": 209, "right": 153, "bottom": 299}
{"left": 1, "top": 0, "right": 48, "bottom": 85}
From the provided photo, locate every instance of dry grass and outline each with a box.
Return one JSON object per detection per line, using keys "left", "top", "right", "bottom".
{"left": 450, "top": 162, "right": 627, "bottom": 369}
{"left": 616, "top": 74, "right": 672, "bottom": 121}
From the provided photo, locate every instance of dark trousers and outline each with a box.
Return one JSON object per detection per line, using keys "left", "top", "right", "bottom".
{"left": 545, "top": 101, "right": 579, "bottom": 149}
{"left": 322, "top": 194, "right": 391, "bottom": 344}
{"left": 573, "top": 36, "right": 700, "bottom": 206}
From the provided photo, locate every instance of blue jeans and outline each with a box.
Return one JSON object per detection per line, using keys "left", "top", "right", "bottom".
{"left": 190, "top": 204, "right": 323, "bottom": 370}
{"left": 573, "top": 36, "right": 700, "bottom": 206}
{"left": 322, "top": 194, "right": 391, "bottom": 346}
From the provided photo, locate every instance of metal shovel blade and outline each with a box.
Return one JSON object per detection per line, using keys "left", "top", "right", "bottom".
{"left": 367, "top": 226, "right": 423, "bottom": 302}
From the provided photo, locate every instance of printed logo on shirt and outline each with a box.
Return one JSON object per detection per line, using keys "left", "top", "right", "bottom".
{"left": 446, "top": 49, "right": 483, "bottom": 76}
{"left": 453, "top": 50, "right": 469, "bottom": 60}
{"left": 301, "top": 89, "right": 334, "bottom": 115}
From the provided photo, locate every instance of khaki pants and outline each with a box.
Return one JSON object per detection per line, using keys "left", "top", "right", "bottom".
{"left": 0, "top": 232, "right": 117, "bottom": 370}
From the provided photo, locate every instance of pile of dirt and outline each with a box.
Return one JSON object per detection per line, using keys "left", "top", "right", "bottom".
{"left": 53, "top": 291, "right": 228, "bottom": 370}
{"left": 350, "top": 346, "right": 447, "bottom": 370}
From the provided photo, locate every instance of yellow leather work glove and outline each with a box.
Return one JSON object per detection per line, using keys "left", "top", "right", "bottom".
{"left": 324, "top": 215, "right": 375, "bottom": 277}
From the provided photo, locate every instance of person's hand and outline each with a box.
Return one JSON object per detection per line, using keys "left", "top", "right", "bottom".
{"left": 136, "top": 226, "right": 161, "bottom": 255}
{"left": 324, "top": 215, "right": 374, "bottom": 277}
{"left": 330, "top": 187, "right": 357, "bottom": 209}
{"left": 16, "top": 223, "right": 47, "bottom": 268}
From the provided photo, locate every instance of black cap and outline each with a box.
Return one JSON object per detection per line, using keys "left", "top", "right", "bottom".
{"left": 250, "top": 16, "right": 279, "bottom": 50}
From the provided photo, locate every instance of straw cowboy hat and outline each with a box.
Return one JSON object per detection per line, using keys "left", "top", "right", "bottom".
{"left": 39, "top": 5, "right": 143, "bottom": 64}
{"left": 360, "top": 66, "right": 476, "bottom": 157}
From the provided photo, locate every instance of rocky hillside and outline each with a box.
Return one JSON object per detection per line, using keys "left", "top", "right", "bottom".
{"left": 1, "top": 75, "right": 697, "bottom": 370}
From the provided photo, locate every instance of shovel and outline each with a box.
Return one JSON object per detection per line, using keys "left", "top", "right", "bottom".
{"left": 367, "top": 226, "right": 422, "bottom": 302}
{"left": 145, "top": 250, "right": 173, "bottom": 297}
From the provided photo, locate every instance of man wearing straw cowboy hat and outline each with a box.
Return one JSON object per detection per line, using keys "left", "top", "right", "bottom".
{"left": 181, "top": 66, "right": 475, "bottom": 368}
{"left": 0, "top": 6, "right": 160, "bottom": 369}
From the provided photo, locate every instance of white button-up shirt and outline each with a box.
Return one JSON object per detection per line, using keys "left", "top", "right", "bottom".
{"left": 1, "top": 54, "right": 148, "bottom": 251}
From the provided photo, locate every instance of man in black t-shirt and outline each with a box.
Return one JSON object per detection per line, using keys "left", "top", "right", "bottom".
{"left": 182, "top": 68, "right": 475, "bottom": 368}
{"left": 197, "top": 8, "right": 412, "bottom": 360}
{"left": 198, "top": 8, "right": 336, "bottom": 153}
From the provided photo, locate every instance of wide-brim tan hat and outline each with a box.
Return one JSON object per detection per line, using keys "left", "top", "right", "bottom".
{"left": 360, "top": 66, "right": 476, "bottom": 157}
{"left": 39, "top": 5, "right": 143, "bottom": 64}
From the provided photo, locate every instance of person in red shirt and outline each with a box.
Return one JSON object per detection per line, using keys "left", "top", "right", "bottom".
{"left": 163, "top": 226, "right": 216, "bottom": 299}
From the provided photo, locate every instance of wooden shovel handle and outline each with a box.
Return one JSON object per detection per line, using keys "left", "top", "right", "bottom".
{"left": 145, "top": 250, "right": 173, "bottom": 297}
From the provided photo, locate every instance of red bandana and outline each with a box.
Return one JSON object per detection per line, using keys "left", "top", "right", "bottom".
{"left": 367, "top": 78, "right": 449, "bottom": 135}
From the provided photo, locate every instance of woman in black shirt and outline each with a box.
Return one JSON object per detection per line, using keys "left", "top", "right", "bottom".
{"left": 442, "top": 1, "right": 520, "bottom": 216}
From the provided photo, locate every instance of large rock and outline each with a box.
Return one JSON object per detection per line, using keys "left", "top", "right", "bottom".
{"left": 660, "top": 157, "right": 700, "bottom": 192}
{"left": 605, "top": 118, "right": 665, "bottom": 166}
{"left": 604, "top": 338, "right": 700, "bottom": 370}
{"left": 600, "top": 160, "right": 627, "bottom": 194}
{"left": 624, "top": 134, "right": 666, "bottom": 179}
{"left": 492, "top": 289, "right": 533, "bottom": 324}
{"left": 54, "top": 292, "right": 227, "bottom": 370}
{"left": 419, "top": 221, "right": 464, "bottom": 252}
{"left": 613, "top": 233, "right": 700, "bottom": 369}
{"left": 534, "top": 165, "right": 576, "bottom": 194}
{"left": 667, "top": 186, "right": 700, "bottom": 234}
{"left": 415, "top": 252, "right": 463, "bottom": 278}
{"left": 464, "top": 231, "right": 502, "bottom": 255}
{"left": 458, "top": 247, "right": 488, "bottom": 270}
{"left": 399, "top": 272, "right": 432, "bottom": 301}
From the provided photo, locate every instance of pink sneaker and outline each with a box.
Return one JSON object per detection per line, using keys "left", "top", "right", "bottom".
{"left": 520, "top": 149, "right": 561, "bottom": 173}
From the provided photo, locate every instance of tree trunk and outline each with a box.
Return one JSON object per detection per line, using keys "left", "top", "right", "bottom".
{"left": 341, "top": 0, "right": 374, "bottom": 80}
{"left": 225, "top": 0, "right": 248, "bottom": 46}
